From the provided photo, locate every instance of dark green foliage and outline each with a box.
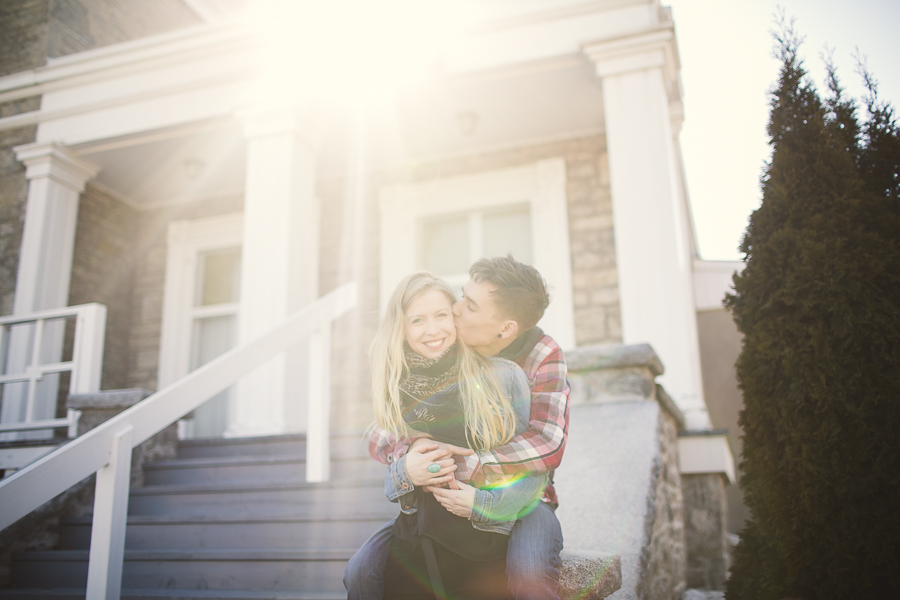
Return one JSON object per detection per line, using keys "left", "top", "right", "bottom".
{"left": 724, "top": 21, "right": 900, "bottom": 600}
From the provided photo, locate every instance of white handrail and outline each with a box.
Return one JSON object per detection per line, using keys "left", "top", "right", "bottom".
{"left": 0, "top": 281, "right": 356, "bottom": 594}
{"left": 0, "top": 303, "right": 106, "bottom": 437}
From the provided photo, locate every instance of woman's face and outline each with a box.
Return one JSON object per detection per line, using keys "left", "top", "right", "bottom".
{"left": 404, "top": 288, "right": 457, "bottom": 359}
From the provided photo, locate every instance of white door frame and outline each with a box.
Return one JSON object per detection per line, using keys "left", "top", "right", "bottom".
{"left": 158, "top": 213, "right": 243, "bottom": 435}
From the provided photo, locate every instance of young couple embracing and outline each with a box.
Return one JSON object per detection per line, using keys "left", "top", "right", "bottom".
{"left": 345, "top": 255, "right": 570, "bottom": 600}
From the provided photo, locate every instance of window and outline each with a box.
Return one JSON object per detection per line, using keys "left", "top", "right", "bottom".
{"left": 419, "top": 204, "right": 533, "bottom": 287}
{"left": 380, "top": 159, "right": 574, "bottom": 349}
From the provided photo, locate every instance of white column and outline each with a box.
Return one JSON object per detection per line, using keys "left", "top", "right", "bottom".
{"left": 1, "top": 143, "right": 99, "bottom": 439}
{"left": 229, "top": 104, "right": 320, "bottom": 437}
{"left": 586, "top": 29, "right": 710, "bottom": 429}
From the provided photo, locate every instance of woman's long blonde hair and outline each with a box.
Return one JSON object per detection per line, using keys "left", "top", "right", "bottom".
{"left": 371, "top": 272, "right": 518, "bottom": 451}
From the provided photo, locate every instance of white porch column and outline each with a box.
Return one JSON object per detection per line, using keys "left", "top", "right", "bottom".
{"left": 586, "top": 28, "right": 710, "bottom": 429}
{"left": 1, "top": 142, "right": 100, "bottom": 438}
{"left": 230, "top": 104, "right": 320, "bottom": 437}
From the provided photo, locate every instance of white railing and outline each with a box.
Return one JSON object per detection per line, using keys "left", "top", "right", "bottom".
{"left": 0, "top": 282, "right": 356, "bottom": 599}
{"left": 0, "top": 303, "right": 107, "bottom": 438}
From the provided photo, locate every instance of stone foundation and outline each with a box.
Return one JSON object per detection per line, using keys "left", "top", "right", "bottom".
{"left": 681, "top": 474, "right": 730, "bottom": 590}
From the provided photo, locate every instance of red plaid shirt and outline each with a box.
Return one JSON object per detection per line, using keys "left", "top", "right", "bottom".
{"left": 368, "top": 333, "right": 570, "bottom": 505}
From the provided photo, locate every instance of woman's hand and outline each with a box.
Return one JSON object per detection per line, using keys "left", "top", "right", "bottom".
{"left": 430, "top": 479, "right": 476, "bottom": 519}
{"left": 404, "top": 441, "right": 457, "bottom": 487}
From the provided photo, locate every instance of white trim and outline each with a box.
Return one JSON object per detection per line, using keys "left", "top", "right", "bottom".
{"left": 157, "top": 213, "right": 243, "bottom": 390}
{"left": 678, "top": 433, "right": 736, "bottom": 484}
{"left": 380, "top": 158, "right": 575, "bottom": 350}
{"left": 693, "top": 259, "right": 745, "bottom": 312}
{"left": 584, "top": 25, "right": 682, "bottom": 103}
{"left": 182, "top": 0, "right": 233, "bottom": 23}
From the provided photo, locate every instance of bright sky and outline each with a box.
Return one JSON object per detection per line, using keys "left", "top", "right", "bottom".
{"left": 665, "top": 0, "right": 900, "bottom": 261}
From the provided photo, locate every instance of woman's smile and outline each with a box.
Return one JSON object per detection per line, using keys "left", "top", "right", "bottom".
{"left": 404, "top": 289, "right": 457, "bottom": 359}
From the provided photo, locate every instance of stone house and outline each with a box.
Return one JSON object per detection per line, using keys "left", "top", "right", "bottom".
{"left": 0, "top": 1, "right": 744, "bottom": 597}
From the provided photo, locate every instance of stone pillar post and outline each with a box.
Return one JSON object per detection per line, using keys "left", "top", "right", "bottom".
{"left": 230, "top": 103, "right": 320, "bottom": 437}
{"left": 585, "top": 27, "right": 709, "bottom": 429}
{"left": 1, "top": 143, "right": 99, "bottom": 439}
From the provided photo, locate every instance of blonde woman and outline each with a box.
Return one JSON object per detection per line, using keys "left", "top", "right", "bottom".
{"left": 351, "top": 272, "right": 548, "bottom": 599}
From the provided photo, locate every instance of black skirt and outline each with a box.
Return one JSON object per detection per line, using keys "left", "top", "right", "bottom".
{"left": 386, "top": 490, "right": 513, "bottom": 599}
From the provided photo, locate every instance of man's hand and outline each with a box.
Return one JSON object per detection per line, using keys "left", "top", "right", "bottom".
{"left": 410, "top": 437, "right": 474, "bottom": 458}
{"left": 429, "top": 479, "right": 476, "bottom": 519}
{"left": 405, "top": 442, "right": 457, "bottom": 487}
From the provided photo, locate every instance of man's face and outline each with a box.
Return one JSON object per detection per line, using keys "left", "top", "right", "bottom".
{"left": 452, "top": 278, "right": 508, "bottom": 354}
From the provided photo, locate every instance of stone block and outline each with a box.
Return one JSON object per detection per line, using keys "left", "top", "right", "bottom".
{"left": 68, "top": 388, "right": 176, "bottom": 487}
{"left": 560, "top": 550, "right": 622, "bottom": 599}
{"left": 567, "top": 343, "right": 664, "bottom": 376}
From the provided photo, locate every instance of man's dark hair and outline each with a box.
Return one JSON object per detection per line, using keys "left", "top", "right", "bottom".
{"left": 469, "top": 255, "right": 550, "bottom": 331}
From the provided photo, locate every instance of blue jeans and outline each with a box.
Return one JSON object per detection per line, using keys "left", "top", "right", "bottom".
{"left": 343, "top": 502, "right": 563, "bottom": 600}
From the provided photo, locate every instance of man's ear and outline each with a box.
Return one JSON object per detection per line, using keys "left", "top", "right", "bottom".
{"left": 499, "top": 320, "right": 519, "bottom": 341}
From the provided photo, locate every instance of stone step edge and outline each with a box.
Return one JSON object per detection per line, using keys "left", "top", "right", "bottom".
{"left": 178, "top": 431, "right": 366, "bottom": 448}
{"left": 9, "top": 551, "right": 622, "bottom": 600}
{"left": 0, "top": 589, "right": 346, "bottom": 600}
{"left": 129, "top": 479, "right": 383, "bottom": 495}
{"left": 13, "top": 549, "right": 357, "bottom": 562}
{"left": 144, "top": 454, "right": 372, "bottom": 470}
{"left": 61, "top": 512, "right": 397, "bottom": 525}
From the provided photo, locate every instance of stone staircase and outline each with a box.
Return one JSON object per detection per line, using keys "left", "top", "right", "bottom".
{"left": 3, "top": 432, "right": 394, "bottom": 599}
{"left": 2, "top": 432, "right": 621, "bottom": 599}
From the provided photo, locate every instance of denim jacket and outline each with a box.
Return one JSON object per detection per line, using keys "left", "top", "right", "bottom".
{"left": 384, "top": 356, "right": 548, "bottom": 535}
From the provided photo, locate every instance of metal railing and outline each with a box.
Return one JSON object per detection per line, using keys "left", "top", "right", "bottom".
{"left": 0, "top": 303, "right": 107, "bottom": 438}
{"left": 0, "top": 282, "right": 356, "bottom": 599}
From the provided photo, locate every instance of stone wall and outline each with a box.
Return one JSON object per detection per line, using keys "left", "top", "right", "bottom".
{"left": 681, "top": 474, "right": 730, "bottom": 590}
{"left": 638, "top": 408, "right": 687, "bottom": 600}
{"left": 0, "top": 0, "right": 50, "bottom": 77}
{"left": 320, "top": 134, "right": 620, "bottom": 429}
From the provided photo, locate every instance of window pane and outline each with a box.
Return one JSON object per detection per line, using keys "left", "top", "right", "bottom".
{"left": 421, "top": 216, "right": 470, "bottom": 276}
{"left": 191, "top": 315, "right": 235, "bottom": 370}
{"left": 189, "top": 314, "right": 236, "bottom": 439}
{"left": 483, "top": 206, "right": 532, "bottom": 264}
{"left": 198, "top": 248, "right": 241, "bottom": 306}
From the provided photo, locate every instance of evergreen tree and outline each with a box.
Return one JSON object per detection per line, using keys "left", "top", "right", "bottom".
{"left": 724, "top": 20, "right": 900, "bottom": 600}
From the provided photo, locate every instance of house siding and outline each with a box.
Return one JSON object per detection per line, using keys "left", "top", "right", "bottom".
{"left": 67, "top": 184, "right": 139, "bottom": 390}
{"left": 125, "top": 195, "right": 244, "bottom": 393}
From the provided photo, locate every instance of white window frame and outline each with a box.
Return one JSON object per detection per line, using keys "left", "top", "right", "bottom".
{"left": 380, "top": 158, "right": 575, "bottom": 350}
{"left": 158, "top": 213, "right": 243, "bottom": 432}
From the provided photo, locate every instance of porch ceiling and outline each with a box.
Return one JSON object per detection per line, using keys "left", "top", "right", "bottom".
{"left": 72, "top": 55, "right": 604, "bottom": 208}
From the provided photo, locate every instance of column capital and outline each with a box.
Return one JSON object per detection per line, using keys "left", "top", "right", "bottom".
{"left": 235, "top": 102, "right": 322, "bottom": 146}
{"left": 583, "top": 26, "right": 683, "bottom": 104}
{"left": 13, "top": 142, "right": 100, "bottom": 193}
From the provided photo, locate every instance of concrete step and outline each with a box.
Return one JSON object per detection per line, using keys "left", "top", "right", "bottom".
{"left": 142, "top": 455, "right": 386, "bottom": 487}
{"left": 58, "top": 513, "right": 396, "bottom": 550}
{"left": 127, "top": 480, "right": 388, "bottom": 517}
{"left": 176, "top": 433, "right": 369, "bottom": 461}
{"left": 9, "top": 549, "right": 352, "bottom": 592}
{"left": 0, "top": 590, "right": 346, "bottom": 600}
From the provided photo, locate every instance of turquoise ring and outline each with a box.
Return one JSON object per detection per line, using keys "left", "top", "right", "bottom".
{"left": 427, "top": 463, "right": 441, "bottom": 473}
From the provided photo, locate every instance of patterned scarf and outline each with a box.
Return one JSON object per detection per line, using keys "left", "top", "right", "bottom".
{"left": 399, "top": 343, "right": 460, "bottom": 404}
